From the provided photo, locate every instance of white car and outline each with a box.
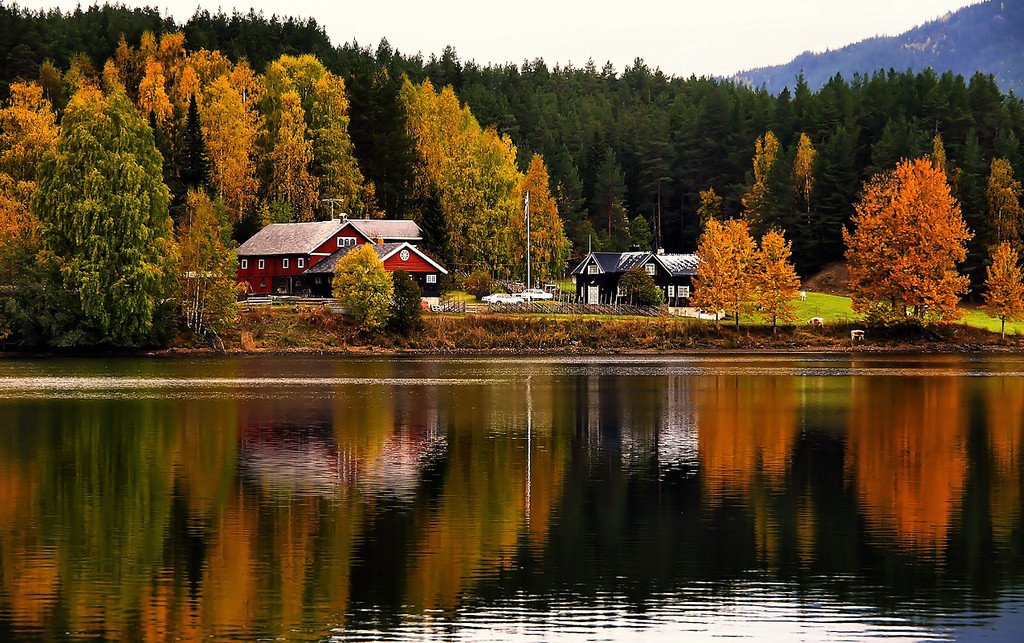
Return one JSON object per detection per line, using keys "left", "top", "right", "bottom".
{"left": 519, "top": 288, "right": 554, "bottom": 301}
{"left": 481, "top": 293, "right": 524, "bottom": 304}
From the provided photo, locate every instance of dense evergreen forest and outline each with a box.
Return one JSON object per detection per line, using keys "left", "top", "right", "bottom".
{"left": 2, "top": 2, "right": 1023, "bottom": 282}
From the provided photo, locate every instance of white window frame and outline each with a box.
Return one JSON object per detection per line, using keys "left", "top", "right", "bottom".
{"left": 426, "top": 274, "right": 437, "bottom": 284}
{"left": 588, "top": 264, "right": 599, "bottom": 275}
{"left": 668, "top": 285, "right": 675, "bottom": 297}
{"left": 297, "top": 257, "right": 305, "bottom": 269}
{"left": 257, "top": 259, "right": 265, "bottom": 270}
{"left": 679, "top": 286, "right": 690, "bottom": 299}
{"left": 645, "top": 264, "right": 656, "bottom": 276}
{"left": 240, "top": 259, "right": 248, "bottom": 270}
{"left": 337, "top": 236, "right": 356, "bottom": 248}
{"left": 616, "top": 285, "right": 625, "bottom": 298}
{"left": 282, "top": 258, "right": 290, "bottom": 269}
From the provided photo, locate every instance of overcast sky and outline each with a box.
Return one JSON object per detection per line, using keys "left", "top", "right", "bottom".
{"left": 18, "top": 1, "right": 982, "bottom": 76}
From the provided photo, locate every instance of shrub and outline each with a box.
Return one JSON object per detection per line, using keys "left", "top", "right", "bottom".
{"left": 389, "top": 270, "right": 423, "bottom": 335}
{"left": 619, "top": 267, "right": 664, "bottom": 306}
{"left": 332, "top": 244, "right": 394, "bottom": 331}
{"left": 464, "top": 271, "right": 494, "bottom": 299}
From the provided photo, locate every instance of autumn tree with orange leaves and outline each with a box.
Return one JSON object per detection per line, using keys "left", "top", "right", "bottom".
{"left": 691, "top": 218, "right": 757, "bottom": 328}
{"left": 844, "top": 157, "right": 972, "bottom": 323}
{"left": 983, "top": 242, "right": 1024, "bottom": 338}
{"left": 754, "top": 230, "right": 800, "bottom": 332}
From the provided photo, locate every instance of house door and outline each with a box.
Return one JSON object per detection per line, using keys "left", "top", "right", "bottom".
{"left": 587, "top": 285, "right": 599, "bottom": 304}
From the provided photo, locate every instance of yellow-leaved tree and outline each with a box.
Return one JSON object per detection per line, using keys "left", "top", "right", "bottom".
{"left": 987, "top": 158, "right": 1023, "bottom": 250}
{"left": 844, "top": 157, "right": 972, "bottom": 323}
{"left": 983, "top": 241, "right": 1024, "bottom": 338}
{"left": 201, "top": 75, "right": 262, "bottom": 225}
{"left": 753, "top": 230, "right": 800, "bottom": 332}
{"left": 742, "top": 131, "right": 779, "bottom": 234}
{"left": 691, "top": 218, "right": 757, "bottom": 328}
{"left": 137, "top": 58, "right": 173, "bottom": 125}
{"left": 332, "top": 244, "right": 394, "bottom": 332}
{"left": 697, "top": 187, "right": 723, "bottom": 230}
{"left": 514, "top": 155, "right": 570, "bottom": 285}
{"left": 177, "top": 190, "right": 240, "bottom": 342}
{"left": 792, "top": 133, "right": 816, "bottom": 217}
{"left": 268, "top": 90, "right": 318, "bottom": 220}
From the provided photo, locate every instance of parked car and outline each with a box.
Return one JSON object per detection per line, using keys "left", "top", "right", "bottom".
{"left": 481, "top": 293, "right": 524, "bottom": 304}
{"left": 519, "top": 288, "right": 554, "bottom": 301}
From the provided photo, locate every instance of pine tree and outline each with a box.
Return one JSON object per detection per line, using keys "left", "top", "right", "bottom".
{"left": 180, "top": 93, "right": 210, "bottom": 192}
{"left": 807, "top": 126, "right": 858, "bottom": 272}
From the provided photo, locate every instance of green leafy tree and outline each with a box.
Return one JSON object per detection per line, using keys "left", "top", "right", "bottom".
{"left": 619, "top": 266, "right": 664, "bottom": 306}
{"left": 332, "top": 243, "right": 394, "bottom": 331}
{"left": 389, "top": 270, "right": 423, "bottom": 335}
{"left": 32, "top": 86, "right": 175, "bottom": 348}
{"left": 629, "top": 215, "right": 654, "bottom": 250}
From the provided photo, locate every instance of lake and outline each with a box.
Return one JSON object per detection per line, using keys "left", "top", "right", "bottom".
{"left": 0, "top": 354, "right": 1022, "bottom": 641}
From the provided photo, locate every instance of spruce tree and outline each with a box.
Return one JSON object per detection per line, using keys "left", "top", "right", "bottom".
{"left": 181, "top": 93, "right": 210, "bottom": 192}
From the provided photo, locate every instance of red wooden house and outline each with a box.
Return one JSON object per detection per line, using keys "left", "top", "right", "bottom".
{"left": 235, "top": 218, "right": 445, "bottom": 297}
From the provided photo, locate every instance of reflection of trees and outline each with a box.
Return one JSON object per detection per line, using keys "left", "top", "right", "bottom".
{"left": 846, "top": 376, "right": 968, "bottom": 554}
{"left": 697, "top": 376, "right": 801, "bottom": 567}
{"left": 984, "top": 373, "right": 1024, "bottom": 542}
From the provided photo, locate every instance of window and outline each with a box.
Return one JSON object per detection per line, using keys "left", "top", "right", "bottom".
{"left": 240, "top": 259, "right": 248, "bottom": 270}
{"left": 668, "top": 285, "right": 675, "bottom": 297}
{"left": 257, "top": 259, "right": 265, "bottom": 270}
{"left": 337, "top": 236, "right": 356, "bottom": 248}
{"left": 426, "top": 274, "right": 437, "bottom": 283}
{"left": 587, "top": 264, "right": 599, "bottom": 275}
{"left": 616, "top": 285, "right": 625, "bottom": 297}
{"left": 282, "top": 258, "right": 290, "bottom": 269}
{"left": 645, "top": 264, "right": 656, "bottom": 276}
{"left": 679, "top": 286, "right": 690, "bottom": 299}
{"left": 297, "top": 257, "right": 305, "bottom": 269}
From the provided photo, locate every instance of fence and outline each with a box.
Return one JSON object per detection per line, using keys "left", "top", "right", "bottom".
{"left": 487, "top": 301, "right": 663, "bottom": 317}
{"left": 241, "top": 295, "right": 343, "bottom": 313}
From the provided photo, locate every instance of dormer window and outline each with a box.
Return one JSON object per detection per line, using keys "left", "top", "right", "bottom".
{"left": 645, "top": 264, "right": 656, "bottom": 275}
{"left": 337, "top": 236, "right": 356, "bottom": 248}
{"left": 587, "top": 264, "right": 599, "bottom": 275}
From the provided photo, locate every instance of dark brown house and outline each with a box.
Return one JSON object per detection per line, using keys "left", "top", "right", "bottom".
{"left": 571, "top": 251, "right": 699, "bottom": 306}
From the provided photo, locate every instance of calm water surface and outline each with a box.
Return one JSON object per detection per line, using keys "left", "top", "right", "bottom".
{"left": 0, "top": 354, "right": 1023, "bottom": 641}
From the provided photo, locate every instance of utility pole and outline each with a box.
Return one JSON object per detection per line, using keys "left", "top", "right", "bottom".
{"left": 525, "top": 190, "right": 531, "bottom": 289}
{"left": 321, "top": 198, "right": 344, "bottom": 221}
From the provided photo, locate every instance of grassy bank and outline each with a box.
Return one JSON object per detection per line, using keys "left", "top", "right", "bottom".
{"left": 172, "top": 305, "right": 1024, "bottom": 354}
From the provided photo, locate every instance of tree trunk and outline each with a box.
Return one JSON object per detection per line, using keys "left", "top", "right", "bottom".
{"left": 1002, "top": 316, "right": 1006, "bottom": 339}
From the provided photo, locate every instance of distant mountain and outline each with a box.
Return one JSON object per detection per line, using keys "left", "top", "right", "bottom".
{"left": 733, "top": 0, "right": 1024, "bottom": 94}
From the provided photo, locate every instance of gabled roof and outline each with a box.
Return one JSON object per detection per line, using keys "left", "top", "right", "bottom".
{"left": 305, "top": 242, "right": 448, "bottom": 275}
{"left": 237, "top": 221, "right": 343, "bottom": 256}
{"left": 653, "top": 253, "right": 700, "bottom": 277}
{"left": 571, "top": 251, "right": 700, "bottom": 276}
{"left": 344, "top": 219, "right": 422, "bottom": 241}
{"left": 571, "top": 252, "right": 653, "bottom": 275}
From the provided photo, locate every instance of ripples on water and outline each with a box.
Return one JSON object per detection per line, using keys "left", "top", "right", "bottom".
{"left": 0, "top": 354, "right": 1022, "bottom": 641}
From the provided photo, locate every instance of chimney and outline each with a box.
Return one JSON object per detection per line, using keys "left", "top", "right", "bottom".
{"left": 656, "top": 247, "right": 665, "bottom": 255}
{"left": 374, "top": 236, "right": 384, "bottom": 245}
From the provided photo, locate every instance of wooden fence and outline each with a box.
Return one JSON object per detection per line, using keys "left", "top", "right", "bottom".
{"left": 241, "top": 295, "right": 343, "bottom": 313}
{"left": 487, "top": 301, "right": 663, "bottom": 317}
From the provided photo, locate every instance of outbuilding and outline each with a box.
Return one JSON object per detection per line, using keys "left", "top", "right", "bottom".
{"left": 302, "top": 242, "right": 448, "bottom": 299}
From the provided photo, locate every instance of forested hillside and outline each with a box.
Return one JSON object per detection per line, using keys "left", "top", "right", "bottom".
{"left": 736, "top": 0, "right": 1024, "bottom": 95}
{"left": 1, "top": 2, "right": 1023, "bottom": 286}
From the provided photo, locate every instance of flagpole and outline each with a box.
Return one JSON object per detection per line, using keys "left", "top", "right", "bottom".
{"left": 525, "top": 190, "right": 531, "bottom": 289}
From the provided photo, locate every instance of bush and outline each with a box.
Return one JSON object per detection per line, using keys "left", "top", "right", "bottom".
{"left": 332, "top": 245, "right": 394, "bottom": 331}
{"left": 464, "top": 271, "right": 494, "bottom": 299}
{"left": 389, "top": 270, "right": 423, "bottom": 335}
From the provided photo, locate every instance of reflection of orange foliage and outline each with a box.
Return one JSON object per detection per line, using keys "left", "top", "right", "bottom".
{"left": 847, "top": 377, "right": 967, "bottom": 553}
{"left": 203, "top": 497, "right": 259, "bottom": 634}
{"left": 985, "top": 375, "right": 1024, "bottom": 541}
{"left": 698, "top": 376, "right": 799, "bottom": 498}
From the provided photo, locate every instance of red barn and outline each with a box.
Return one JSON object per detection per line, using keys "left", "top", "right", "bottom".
{"left": 236, "top": 218, "right": 425, "bottom": 295}
{"left": 303, "top": 242, "right": 448, "bottom": 298}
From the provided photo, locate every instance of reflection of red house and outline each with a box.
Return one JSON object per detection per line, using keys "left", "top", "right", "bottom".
{"left": 236, "top": 217, "right": 434, "bottom": 295}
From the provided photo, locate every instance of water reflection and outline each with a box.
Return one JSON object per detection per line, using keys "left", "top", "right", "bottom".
{"left": 0, "top": 356, "right": 1021, "bottom": 640}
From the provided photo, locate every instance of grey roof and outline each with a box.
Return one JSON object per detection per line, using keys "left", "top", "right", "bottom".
{"left": 347, "top": 219, "right": 421, "bottom": 241}
{"left": 654, "top": 253, "right": 700, "bottom": 276}
{"left": 305, "top": 243, "right": 405, "bottom": 274}
{"left": 572, "top": 251, "right": 700, "bottom": 276}
{"left": 237, "top": 221, "right": 343, "bottom": 256}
